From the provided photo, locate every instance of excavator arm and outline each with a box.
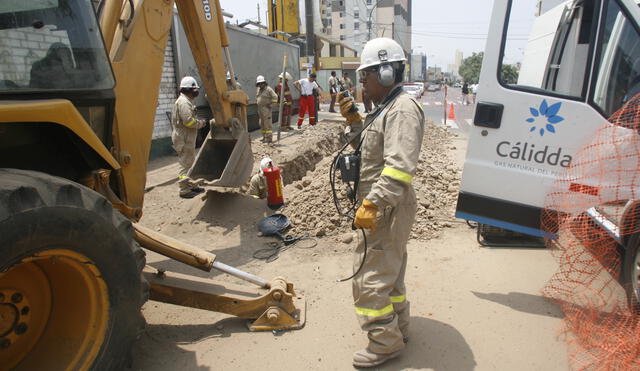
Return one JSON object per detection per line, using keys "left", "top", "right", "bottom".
{"left": 101, "top": 0, "right": 252, "bottom": 214}
{"left": 98, "top": 0, "right": 303, "bottom": 331}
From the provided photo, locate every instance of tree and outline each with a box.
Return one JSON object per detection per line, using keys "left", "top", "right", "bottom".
{"left": 458, "top": 52, "right": 483, "bottom": 84}
{"left": 458, "top": 52, "right": 520, "bottom": 85}
{"left": 500, "top": 64, "right": 519, "bottom": 84}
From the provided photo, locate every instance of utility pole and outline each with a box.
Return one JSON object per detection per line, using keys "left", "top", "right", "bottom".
{"left": 367, "top": 0, "right": 381, "bottom": 41}
{"left": 305, "top": 0, "right": 315, "bottom": 72}
{"left": 257, "top": 3, "right": 260, "bottom": 24}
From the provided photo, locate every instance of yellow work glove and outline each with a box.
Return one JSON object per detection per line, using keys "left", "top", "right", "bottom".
{"left": 338, "top": 94, "right": 363, "bottom": 124}
{"left": 354, "top": 199, "right": 378, "bottom": 232}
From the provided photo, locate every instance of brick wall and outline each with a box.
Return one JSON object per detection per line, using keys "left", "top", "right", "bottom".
{"left": 152, "top": 34, "right": 177, "bottom": 140}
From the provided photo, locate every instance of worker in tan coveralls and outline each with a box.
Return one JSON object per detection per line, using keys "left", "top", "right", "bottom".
{"left": 248, "top": 157, "right": 279, "bottom": 199}
{"left": 171, "top": 76, "right": 207, "bottom": 199}
{"left": 338, "top": 38, "right": 425, "bottom": 368}
{"left": 256, "top": 75, "right": 278, "bottom": 143}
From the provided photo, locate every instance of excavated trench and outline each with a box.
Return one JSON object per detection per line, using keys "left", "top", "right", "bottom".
{"left": 248, "top": 121, "right": 347, "bottom": 187}
{"left": 249, "top": 120, "right": 463, "bottom": 242}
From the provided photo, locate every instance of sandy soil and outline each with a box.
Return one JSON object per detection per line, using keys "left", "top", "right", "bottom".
{"left": 132, "top": 115, "right": 568, "bottom": 370}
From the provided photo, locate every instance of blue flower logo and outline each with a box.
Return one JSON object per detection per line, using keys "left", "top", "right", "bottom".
{"left": 526, "top": 99, "right": 564, "bottom": 136}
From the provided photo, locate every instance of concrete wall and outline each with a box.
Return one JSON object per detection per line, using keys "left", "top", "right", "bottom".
{"left": 172, "top": 12, "right": 301, "bottom": 132}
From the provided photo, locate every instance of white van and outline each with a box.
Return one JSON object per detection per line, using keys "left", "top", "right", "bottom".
{"left": 456, "top": 0, "right": 640, "bottom": 301}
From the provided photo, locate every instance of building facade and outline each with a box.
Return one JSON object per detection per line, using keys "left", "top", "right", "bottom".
{"left": 320, "top": 0, "right": 412, "bottom": 57}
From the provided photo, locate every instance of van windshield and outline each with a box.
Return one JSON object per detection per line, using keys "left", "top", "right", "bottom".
{"left": 0, "top": 0, "right": 114, "bottom": 91}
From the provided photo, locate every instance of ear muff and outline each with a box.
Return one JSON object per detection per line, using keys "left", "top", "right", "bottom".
{"left": 377, "top": 63, "right": 395, "bottom": 87}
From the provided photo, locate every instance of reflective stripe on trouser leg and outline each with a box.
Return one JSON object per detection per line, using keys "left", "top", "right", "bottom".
{"left": 175, "top": 133, "right": 197, "bottom": 192}
{"left": 352, "top": 201, "right": 416, "bottom": 354}
{"left": 259, "top": 105, "right": 273, "bottom": 141}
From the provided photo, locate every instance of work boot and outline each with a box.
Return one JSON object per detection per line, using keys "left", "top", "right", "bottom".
{"left": 179, "top": 190, "right": 200, "bottom": 199}
{"left": 191, "top": 187, "right": 205, "bottom": 194}
{"left": 352, "top": 348, "right": 402, "bottom": 368}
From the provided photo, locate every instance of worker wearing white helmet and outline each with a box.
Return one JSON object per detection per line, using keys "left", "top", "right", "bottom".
{"left": 256, "top": 75, "right": 278, "bottom": 143}
{"left": 276, "top": 72, "right": 294, "bottom": 131}
{"left": 338, "top": 38, "right": 425, "bottom": 367}
{"left": 171, "top": 76, "right": 207, "bottom": 198}
{"left": 248, "top": 157, "right": 279, "bottom": 199}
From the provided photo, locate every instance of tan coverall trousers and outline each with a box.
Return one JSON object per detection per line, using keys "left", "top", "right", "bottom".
{"left": 171, "top": 93, "right": 200, "bottom": 194}
{"left": 174, "top": 129, "right": 198, "bottom": 193}
{"left": 258, "top": 105, "right": 273, "bottom": 143}
{"left": 349, "top": 90, "right": 425, "bottom": 355}
{"left": 353, "top": 191, "right": 416, "bottom": 354}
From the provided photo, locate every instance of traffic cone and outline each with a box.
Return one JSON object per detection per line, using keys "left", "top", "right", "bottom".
{"left": 448, "top": 103, "right": 456, "bottom": 120}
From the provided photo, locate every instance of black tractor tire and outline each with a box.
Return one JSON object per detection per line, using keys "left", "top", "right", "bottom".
{"left": 0, "top": 168, "right": 148, "bottom": 370}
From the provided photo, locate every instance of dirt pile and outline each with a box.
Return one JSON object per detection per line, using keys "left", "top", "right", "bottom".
{"left": 280, "top": 121, "right": 461, "bottom": 241}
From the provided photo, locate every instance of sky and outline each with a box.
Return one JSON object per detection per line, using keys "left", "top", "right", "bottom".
{"left": 219, "top": 0, "right": 538, "bottom": 72}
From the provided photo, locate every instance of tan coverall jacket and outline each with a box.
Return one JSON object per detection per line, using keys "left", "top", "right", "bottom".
{"left": 256, "top": 86, "right": 278, "bottom": 140}
{"left": 171, "top": 93, "right": 201, "bottom": 193}
{"left": 349, "top": 89, "right": 425, "bottom": 354}
{"left": 248, "top": 172, "right": 267, "bottom": 199}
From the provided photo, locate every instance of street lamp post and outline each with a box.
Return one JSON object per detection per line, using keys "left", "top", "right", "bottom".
{"left": 367, "top": 0, "right": 383, "bottom": 41}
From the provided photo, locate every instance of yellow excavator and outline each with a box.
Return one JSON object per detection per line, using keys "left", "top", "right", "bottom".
{"left": 0, "top": 0, "right": 304, "bottom": 369}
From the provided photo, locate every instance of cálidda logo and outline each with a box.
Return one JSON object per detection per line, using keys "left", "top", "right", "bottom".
{"left": 493, "top": 99, "right": 572, "bottom": 168}
{"left": 526, "top": 99, "right": 564, "bottom": 136}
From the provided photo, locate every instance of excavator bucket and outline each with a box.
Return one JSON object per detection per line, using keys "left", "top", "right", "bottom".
{"left": 188, "top": 126, "right": 253, "bottom": 187}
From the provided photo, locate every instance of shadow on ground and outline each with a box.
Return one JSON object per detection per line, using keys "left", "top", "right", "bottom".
{"left": 380, "top": 316, "right": 476, "bottom": 370}
{"left": 146, "top": 190, "right": 279, "bottom": 279}
{"left": 131, "top": 317, "right": 249, "bottom": 370}
{"left": 472, "top": 291, "right": 565, "bottom": 319}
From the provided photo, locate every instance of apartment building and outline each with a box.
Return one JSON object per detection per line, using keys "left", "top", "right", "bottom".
{"left": 320, "top": 0, "right": 412, "bottom": 57}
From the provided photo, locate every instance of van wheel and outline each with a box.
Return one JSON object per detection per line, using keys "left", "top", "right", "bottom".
{"left": 622, "top": 233, "right": 640, "bottom": 311}
{"left": 0, "top": 169, "right": 148, "bottom": 370}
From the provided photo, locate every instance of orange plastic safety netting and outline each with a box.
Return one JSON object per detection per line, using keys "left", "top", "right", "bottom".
{"left": 542, "top": 94, "right": 640, "bottom": 370}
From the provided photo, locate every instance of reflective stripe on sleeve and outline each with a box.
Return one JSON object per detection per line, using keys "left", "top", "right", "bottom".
{"left": 390, "top": 294, "right": 406, "bottom": 303}
{"left": 178, "top": 175, "right": 188, "bottom": 179}
{"left": 355, "top": 304, "right": 393, "bottom": 317}
{"left": 184, "top": 118, "right": 197, "bottom": 127}
{"left": 381, "top": 167, "right": 413, "bottom": 184}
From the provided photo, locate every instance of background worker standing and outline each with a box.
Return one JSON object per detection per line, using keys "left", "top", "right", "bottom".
{"left": 328, "top": 71, "right": 338, "bottom": 113}
{"left": 171, "top": 76, "right": 207, "bottom": 199}
{"left": 340, "top": 71, "right": 354, "bottom": 93}
{"left": 293, "top": 73, "right": 317, "bottom": 128}
{"left": 256, "top": 75, "right": 278, "bottom": 143}
{"left": 275, "top": 72, "right": 293, "bottom": 131}
{"left": 338, "top": 38, "right": 425, "bottom": 368}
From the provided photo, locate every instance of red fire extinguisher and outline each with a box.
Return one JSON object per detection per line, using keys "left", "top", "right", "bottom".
{"left": 263, "top": 164, "right": 284, "bottom": 208}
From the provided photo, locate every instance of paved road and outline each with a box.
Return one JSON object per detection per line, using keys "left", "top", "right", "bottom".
{"left": 419, "top": 87, "right": 476, "bottom": 133}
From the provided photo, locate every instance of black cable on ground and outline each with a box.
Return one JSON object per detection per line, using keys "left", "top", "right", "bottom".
{"left": 252, "top": 236, "right": 317, "bottom": 263}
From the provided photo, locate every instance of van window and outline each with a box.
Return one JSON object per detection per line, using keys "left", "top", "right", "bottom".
{"left": 592, "top": 0, "right": 640, "bottom": 118}
{"left": 500, "top": 0, "right": 598, "bottom": 98}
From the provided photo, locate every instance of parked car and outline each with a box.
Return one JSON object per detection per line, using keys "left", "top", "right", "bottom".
{"left": 453, "top": 82, "right": 463, "bottom": 88}
{"left": 402, "top": 84, "right": 422, "bottom": 99}
{"left": 427, "top": 83, "right": 440, "bottom": 92}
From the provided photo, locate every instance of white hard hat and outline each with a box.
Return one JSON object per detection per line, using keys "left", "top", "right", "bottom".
{"left": 357, "top": 38, "right": 406, "bottom": 72}
{"left": 180, "top": 76, "right": 199, "bottom": 89}
{"left": 256, "top": 75, "right": 266, "bottom": 84}
{"left": 260, "top": 157, "right": 273, "bottom": 172}
{"left": 278, "top": 72, "right": 292, "bottom": 80}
